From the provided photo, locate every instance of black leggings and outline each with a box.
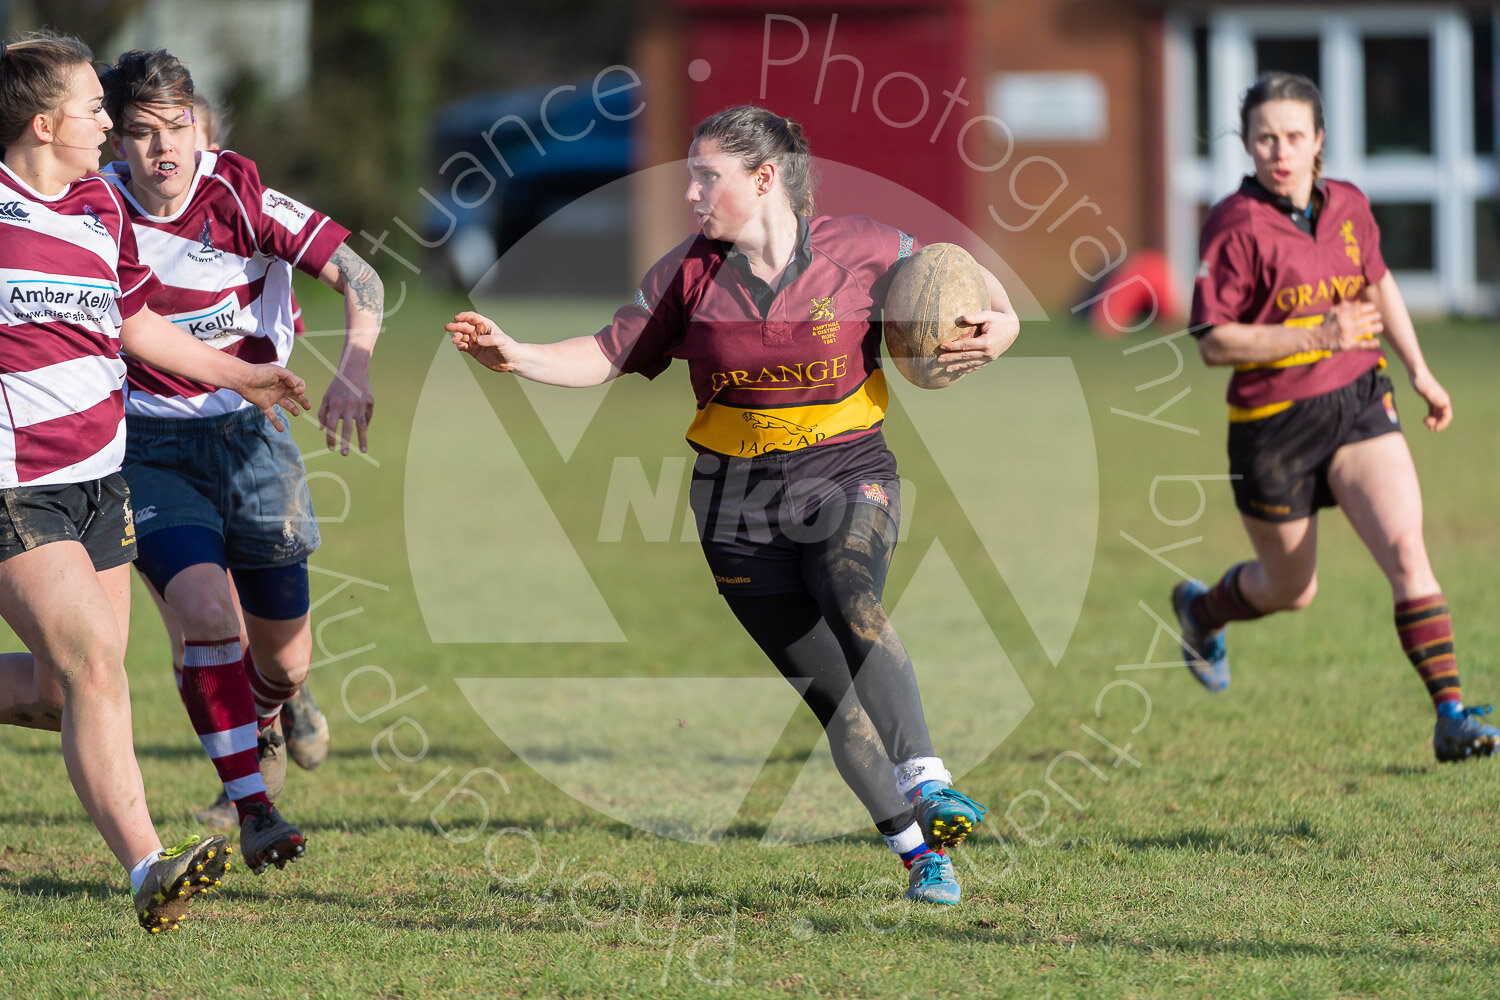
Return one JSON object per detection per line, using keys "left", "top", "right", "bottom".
{"left": 724, "top": 501, "right": 931, "bottom": 836}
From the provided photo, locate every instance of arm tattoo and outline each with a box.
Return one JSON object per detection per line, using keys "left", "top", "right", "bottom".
{"left": 331, "top": 244, "right": 384, "bottom": 316}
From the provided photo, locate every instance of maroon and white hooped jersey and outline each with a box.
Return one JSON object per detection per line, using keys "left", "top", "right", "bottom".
{"left": 0, "top": 162, "right": 160, "bottom": 487}
{"left": 101, "top": 150, "right": 348, "bottom": 419}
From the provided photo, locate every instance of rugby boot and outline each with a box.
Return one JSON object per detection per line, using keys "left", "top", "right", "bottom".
{"left": 257, "top": 717, "right": 287, "bottom": 800}
{"left": 239, "top": 800, "right": 305, "bottom": 874}
{"left": 904, "top": 851, "right": 961, "bottom": 905}
{"left": 194, "top": 788, "right": 236, "bottom": 828}
{"left": 133, "top": 835, "right": 230, "bottom": 933}
{"left": 1172, "top": 578, "right": 1229, "bottom": 691}
{"left": 1434, "top": 703, "right": 1500, "bottom": 762}
{"left": 912, "top": 784, "right": 987, "bottom": 850}
{"left": 282, "top": 685, "right": 330, "bottom": 770}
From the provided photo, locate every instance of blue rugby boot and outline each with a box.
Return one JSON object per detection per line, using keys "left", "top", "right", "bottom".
{"left": 1172, "top": 579, "right": 1229, "bottom": 691}
{"left": 1434, "top": 703, "right": 1500, "bottom": 763}
{"left": 905, "top": 851, "right": 961, "bottom": 905}
{"left": 912, "top": 785, "right": 987, "bottom": 850}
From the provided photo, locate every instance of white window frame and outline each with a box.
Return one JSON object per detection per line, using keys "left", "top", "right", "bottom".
{"left": 1165, "top": 5, "right": 1497, "bottom": 313}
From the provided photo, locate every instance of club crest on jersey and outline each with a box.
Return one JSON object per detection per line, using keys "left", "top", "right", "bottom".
{"left": 808, "top": 295, "right": 840, "bottom": 344}
{"left": 1340, "top": 220, "right": 1361, "bottom": 267}
{"left": 188, "top": 217, "right": 224, "bottom": 263}
{"left": 82, "top": 205, "right": 107, "bottom": 237}
{"left": 860, "top": 482, "right": 890, "bottom": 506}
{"left": 0, "top": 201, "right": 31, "bottom": 223}
{"left": 262, "top": 188, "right": 313, "bottom": 234}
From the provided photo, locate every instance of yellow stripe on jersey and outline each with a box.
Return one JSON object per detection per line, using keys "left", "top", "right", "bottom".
{"left": 687, "top": 369, "right": 888, "bottom": 457}
{"left": 1233, "top": 314, "right": 1377, "bottom": 372}
{"left": 1228, "top": 400, "right": 1295, "bottom": 423}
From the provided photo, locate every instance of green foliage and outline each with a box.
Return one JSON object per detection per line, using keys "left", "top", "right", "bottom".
{"left": 7, "top": 0, "right": 147, "bottom": 54}
{"left": 222, "top": 0, "right": 455, "bottom": 241}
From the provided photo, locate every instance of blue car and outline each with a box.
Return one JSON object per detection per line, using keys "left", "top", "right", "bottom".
{"left": 425, "top": 79, "right": 636, "bottom": 293}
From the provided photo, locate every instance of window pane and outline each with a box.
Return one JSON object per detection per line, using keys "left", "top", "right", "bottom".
{"left": 1476, "top": 16, "right": 1495, "bottom": 155}
{"left": 1255, "top": 37, "right": 1320, "bottom": 89}
{"left": 1369, "top": 202, "right": 1434, "bottom": 271}
{"left": 1364, "top": 36, "right": 1432, "bottom": 156}
{"left": 1194, "top": 24, "right": 1210, "bottom": 158}
{"left": 1477, "top": 200, "right": 1500, "bottom": 284}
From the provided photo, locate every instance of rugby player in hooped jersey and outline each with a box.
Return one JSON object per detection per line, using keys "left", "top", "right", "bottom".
{"left": 449, "top": 105, "right": 1020, "bottom": 905}
{"left": 97, "top": 49, "right": 383, "bottom": 875}
{"left": 192, "top": 95, "right": 311, "bottom": 340}
{"left": 132, "top": 91, "right": 335, "bottom": 834}
{"left": 1172, "top": 72, "right": 1500, "bottom": 763}
{"left": 0, "top": 30, "right": 311, "bottom": 933}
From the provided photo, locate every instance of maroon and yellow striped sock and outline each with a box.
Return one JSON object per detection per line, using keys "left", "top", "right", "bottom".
{"left": 1190, "top": 562, "right": 1264, "bottom": 632}
{"left": 1396, "top": 593, "right": 1461, "bottom": 711}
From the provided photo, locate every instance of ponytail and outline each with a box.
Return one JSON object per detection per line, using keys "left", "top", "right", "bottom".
{"left": 693, "top": 105, "right": 819, "bottom": 217}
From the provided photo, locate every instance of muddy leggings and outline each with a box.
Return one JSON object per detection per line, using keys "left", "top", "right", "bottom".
{"left": 723, "top": 500, "right": 932, "bottom": 836}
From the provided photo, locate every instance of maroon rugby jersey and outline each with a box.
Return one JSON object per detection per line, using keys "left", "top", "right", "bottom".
{"left": 1191, "top": 177, "right": 1387, "bottom": 412}
{"left": 102, "top": 151, "right": 348, "bottom": 419}
{"left": 595, "top": 215, "right": 916, "bottom": 457}
{"left": 0, "top": 162, "right": 161, "bottom": 486}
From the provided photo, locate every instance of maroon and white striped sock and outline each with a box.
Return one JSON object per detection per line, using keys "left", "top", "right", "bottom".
{"left": 181, "top": 637, "right": 269, "bottom": 815}
{"left": 245, "top": 647, "right": 299, "bottom": 729}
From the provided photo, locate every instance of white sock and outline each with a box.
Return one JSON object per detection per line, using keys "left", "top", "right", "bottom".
{"left": 128, "top": 849, "right": 162, "bottom": 894}
{"left": 893, "top": 756, "right": 952, "bottom": 798}
{"left": 883, "top": 822, "right": 927, "bottom": 858}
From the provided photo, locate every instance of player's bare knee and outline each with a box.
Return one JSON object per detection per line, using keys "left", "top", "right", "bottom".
{"left": 170, "top": 587, "right": 240, "bottom": 639}
{"left": 1385, "top": 536, "right": 1435, "bottom": 592}
{"left": 1282, "top": 575, "right": 1318, "bottom": 611}
{"left": 49, "top": 647, "right": 128, "bottom": 703}
{"left": 258, "top": 638, "right": 312, "bottom": 688}
{"left": 272, "top": 656, "right": 309, "bottom": 689}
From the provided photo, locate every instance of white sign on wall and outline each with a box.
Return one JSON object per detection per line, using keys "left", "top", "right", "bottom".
{"left": 989, "top": 72, "right": 1108, "bottom": 143}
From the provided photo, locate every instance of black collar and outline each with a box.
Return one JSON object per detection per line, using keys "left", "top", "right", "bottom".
{"left": 717, "top": 213, "right": 813, "bottom": 317}
{"left": 1243, "top": 175, "right": 1326, "bottom": 236}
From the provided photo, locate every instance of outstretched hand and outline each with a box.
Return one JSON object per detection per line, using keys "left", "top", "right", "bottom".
{"left": 935, "top": 310, "right": 1021, "bottom": 376}
{"left": 238, "top": 365, "right": 311, "bottom": 432}
{"left": 447, "top": 311, "right": 518, "bottom": 373}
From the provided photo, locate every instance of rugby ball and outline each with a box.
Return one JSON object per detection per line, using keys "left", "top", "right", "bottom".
{"left": 883, "top": 243, "right": 988, "bottom": 390}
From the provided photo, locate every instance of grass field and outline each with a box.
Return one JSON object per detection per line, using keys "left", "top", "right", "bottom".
{"left": 2, "top": 280, "right": 1499, "bottom": 999}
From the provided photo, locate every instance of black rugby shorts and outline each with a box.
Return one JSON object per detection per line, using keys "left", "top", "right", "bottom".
{"left": 1228, "top": 368, "right": 1401, "bottom": 522}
